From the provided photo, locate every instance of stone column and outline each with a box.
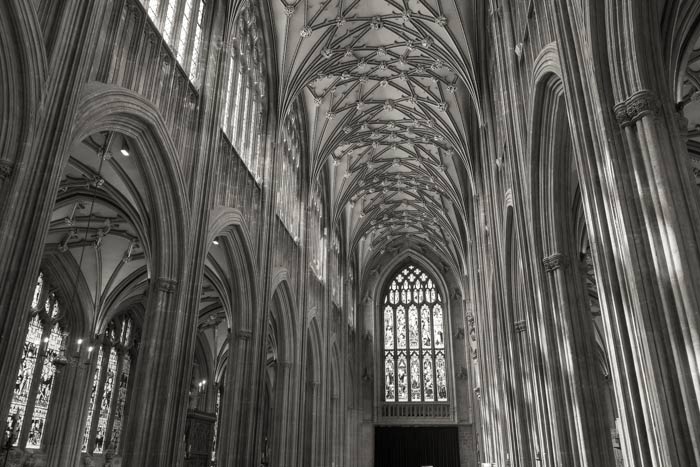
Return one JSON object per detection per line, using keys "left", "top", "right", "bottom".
{"left": 44, "top": 347, "right": 92, "bottom": 467}
{"left": 541, "top": 252, "right": 615, "bottom": 467}
{"left": 120, "top": 278, "right": 191, "bottom": 467}
{"left": 0, "top": 1, "right": 109, "bottom": 428}
{"left": 216, "top": 329, "right": 255, "bottom": 467}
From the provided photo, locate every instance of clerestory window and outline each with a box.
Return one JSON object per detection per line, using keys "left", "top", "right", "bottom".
{"left": 383, "top": 264, "right": 447, "bottom": 403}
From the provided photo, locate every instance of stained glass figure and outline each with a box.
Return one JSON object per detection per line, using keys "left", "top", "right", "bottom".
{"left": 382, "top": 264, "right": 447, "bottom": 403}
{"left": 94, "top": 348, "right": 117, "bottom": 454}
{"left": 82, "top": 348, "right": 103, "bottom": 452}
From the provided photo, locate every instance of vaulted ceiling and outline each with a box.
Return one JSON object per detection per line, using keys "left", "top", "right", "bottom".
{"left": 269, "top": 0, "right": 480, "bottom": 272}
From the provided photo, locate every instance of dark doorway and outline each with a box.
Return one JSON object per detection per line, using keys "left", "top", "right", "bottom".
{"left": 374, "top": 426, "right": 460, "bottom": 467}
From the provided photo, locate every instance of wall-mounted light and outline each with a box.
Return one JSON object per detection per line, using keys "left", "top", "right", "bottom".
{"left": 120, "top": 140, "right": 130, "bottom": 157}
{"left": 212, "top": 239, "right": 220, "bottom": 245}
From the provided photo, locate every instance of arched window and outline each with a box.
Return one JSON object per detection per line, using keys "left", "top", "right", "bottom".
{"left": 81, "top": 314, "right": 138, "bottom": 455}
{"left": 140, "top": 0, "right": 207, "bottom": 83}
{"left": 220, "top": 2, "right": 267, "bottom": 182}
{"left": 5, "top": 273, "right": 67, "bottom": 450}
{"left": 382, "top": 264, "right": 447, "bottom": 403}
{"left": 276, "top": 101, "right": 302, "bottom": 240}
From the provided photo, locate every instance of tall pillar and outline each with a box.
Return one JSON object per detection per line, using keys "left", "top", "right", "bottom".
{"left": 0, "top": 0, "right": 108, "bottom": 430}
{"left": 44, "top": 347, "right": 92, "bottom": 467}
{"left": 121, "top": 278, "right": 194, "bottom": 467}
{"left": 552, "top": 2, "right": 700, "bottom": 465}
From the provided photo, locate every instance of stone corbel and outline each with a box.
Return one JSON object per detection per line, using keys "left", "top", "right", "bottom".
{"left": 0, "top": 160, "right": 13, "bottom": 180}
{"left": 155, "top": 278, "right": 178, "bottom": 294}
{"left": 542, "top": 253, "right": 568, "bottom": 272}
{"left": 615, "top": 89, "right": 661, "bottom": 127}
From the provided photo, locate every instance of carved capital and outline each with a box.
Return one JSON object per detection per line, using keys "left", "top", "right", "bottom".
{"left": 0, "top": 160, "right": 13, "bottom": 180}
{"left": 237, "top": 329, "right": 252, "bottom": 341}
{"left": 156, "top": 278, "right": 178, "bottom": 294}
{"left": 626, "top": 90, "right": 660, "bottom": 123}
{"left": 514, "top": 320, "right": 526, "bottom": 333}
{"left": 613, "top": 102, "right": 630, "bottom": 127}
{"left": 617, "top": 90, "right": 661, "bottom": 127}
{"left": 542, "top": 253, "right": 568, "bottom": 272}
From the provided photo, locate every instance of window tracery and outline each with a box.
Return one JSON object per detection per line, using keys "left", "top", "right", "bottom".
{"left": 276, "top": 101, "right": 303, "bottom": 239}
{"left": 220, "top": 2, "right": 267, "bottom": 182}
{"left": 383, "top": 265, "right": 447, "bottom": 403}
{"left": 5, "top": 273, "right": 68, "bottom": 450}
{"left": 81, "top": 314, "right": 138, "bottom": 455}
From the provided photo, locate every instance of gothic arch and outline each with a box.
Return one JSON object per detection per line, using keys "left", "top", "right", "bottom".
{"left": 0, "top": 0, "right": 46, "bottom": 170}
{"left": 71, "top": 82, "right": 190, "bottom": 282}
{"left": 206, "top": 206, "right": 258, "bottom": 333}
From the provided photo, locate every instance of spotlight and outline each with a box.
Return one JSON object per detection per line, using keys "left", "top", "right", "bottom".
{"left": 120, "top": 140, "right": 130, "bottom": 157}
{"left": 212, "top": 239, "right": 220, "bottom": 245}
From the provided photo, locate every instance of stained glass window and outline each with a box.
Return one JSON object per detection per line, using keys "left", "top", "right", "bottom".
{"left": 82, "top": 314, "right": 137, "bottom": 456}
{"left": 382, "top": 264, "right": 447, "bottom": 402}
{"left": 4, "top": 273, "right": 67, "bottom": 450}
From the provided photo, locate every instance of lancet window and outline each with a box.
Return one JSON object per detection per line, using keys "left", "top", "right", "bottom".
{"left": 308, "top": 184, "right": 328, "bottom": 282}
{"left": 221, "top": 2, "right": 267, "bottom": 182}
{"left": 140, "top": 0, "right": 207, "bottom": 83}
{"left": 276, "top": 101, "right": 303, "bottom": 240}
{"left": 382, "top": 265, "right": 447, "bottom": 403}
{"left": 81, "top": 314, "right": 138, "bottom": 455}
{"left": 4, "top": 273, "right": 67, "bottom": 450}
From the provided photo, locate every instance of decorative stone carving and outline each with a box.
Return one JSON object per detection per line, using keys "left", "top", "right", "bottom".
{"left": 615, "top": 90, "right": 661, "bottom": 127}
{"left": 457, "top": 366, "right": 469, "bottom": 380}
{"left": 514, "top": 320, "right": 526, "bottom": 333}
{"left": 237, "top": 330, "right": 252, "bottom": 341}
{"left": 0, "top": 160, "right": 13, "bottom": 180}
{"left": 626, "top": 90, "right": 660, "bottom": 123}
{"left": 454, "top": 327, "right": 465, "bottom": 340}
{"left": 542, "top": 253, "right": 568, "bottom": 272}
{"left": 156, "top": 278, "right": 178, "bottom": 294}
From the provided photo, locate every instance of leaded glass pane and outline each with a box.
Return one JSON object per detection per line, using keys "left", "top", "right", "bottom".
{"left": 31, "top": 274, "right": 43, "bottom": 310}
{"left": 408, "top": 305, "right": 419, "bottom": 349}
{"left": 396, "top": 353, "right": 408, "bottom": 401}
{"left": 94, "top": 348, "right": 117, "bottom": 454}
{"left": 409, "top": 352, "right": 421, "bottom": 401}
{"left": 27, "top": 324, "right": 63, "bottom": 448}
{"left": 148, "top": 0, "right": 161, "bottom": 22}
{"left": 110, "top": 354, "right": 130, "bottom": 451}
{"left": 422, "top": 351, "right": 435, "bottom": 401}
{"left": 82, "top": 348, "right": 103, "bottom": 452}
{"left": 395, "top": 306, "right": 406, "bottom": 349}
{"left": 162, "top": 0, "right": 177, "bottom": 45}
{"left": 7, "top": 315, "right": 42, "bottom": 445}
{"left": 384, "top": 353, "right": 395, "bottom": 402}
{"left": 433, "top": 304, "right": 444, "bottom": 349}
{"left": 383, "top": 306, "right": 394, "bottom": 349}
{"left": 420, "top": 305, "right": 432, "bottom": 348}
{"left": 436, "top": 351, "right": 447, "bottom": 401}
{"left": 177, "top": 0, "right": 195, "bottom": 63}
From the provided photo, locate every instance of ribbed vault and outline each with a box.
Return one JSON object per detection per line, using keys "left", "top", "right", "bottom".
{"left": 270, "top": 0, "right": 478, "bottom": 271}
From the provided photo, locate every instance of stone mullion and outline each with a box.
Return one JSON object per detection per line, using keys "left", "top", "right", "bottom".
{"left": 87, "top": 345, "right": 111, "bottom": 454}
{"left": 0, "top": 0, "right": 110, "bottom": 433}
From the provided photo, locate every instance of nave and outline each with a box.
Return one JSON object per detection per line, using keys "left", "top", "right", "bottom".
{"left": 1, "top": 0, "right": 700, "bottom": 466}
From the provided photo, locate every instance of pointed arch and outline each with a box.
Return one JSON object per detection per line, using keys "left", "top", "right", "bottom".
{"left": 71, "top": 82, "right": 190, "bottom": 282}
